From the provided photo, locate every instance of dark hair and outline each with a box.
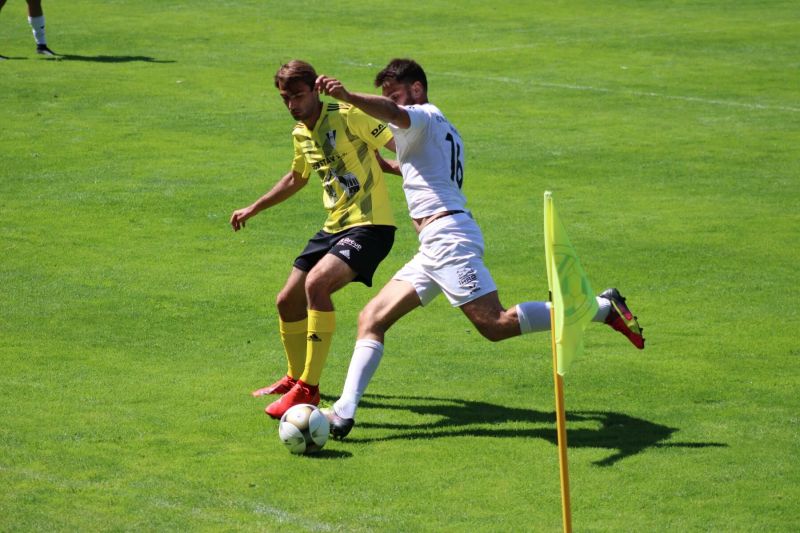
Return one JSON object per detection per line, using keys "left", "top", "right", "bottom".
{"left": 274, "top": 60, "right": 317, "bottom": 90}
{"left": 374, "top": 58, "right": 427, "bottom": 92}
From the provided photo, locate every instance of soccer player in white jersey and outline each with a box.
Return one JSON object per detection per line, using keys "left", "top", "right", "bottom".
{"left": 315, "top": 58, "right": 645, "bottom": 439}
{"left": 0, "top": 0, "right": 56, "bottom": 59}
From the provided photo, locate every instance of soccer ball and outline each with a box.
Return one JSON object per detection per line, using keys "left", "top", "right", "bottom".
{"left": 278, "top": 403, "right": 330, "bottom": 455}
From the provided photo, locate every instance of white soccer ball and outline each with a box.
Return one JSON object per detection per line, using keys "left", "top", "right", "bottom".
{"left": 278, "top": 403, "right": 330, "bottom": 455}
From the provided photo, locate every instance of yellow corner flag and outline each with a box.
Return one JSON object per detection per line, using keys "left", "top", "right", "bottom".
{"left": 544, "top": 191, "right": 598, "bottom": 376}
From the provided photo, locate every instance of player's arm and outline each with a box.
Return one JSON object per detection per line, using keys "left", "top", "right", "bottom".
{"left": 376, "top": 150, "right": 401, "bottom": 176}
{"left": 316, "top": 75, "right": 411, "bottom": 129}
{"left": 377, "top": 138, "right": 401, "bottom": 175}
{"left": 230, "top": 171, "right": 307, "bottom": 231}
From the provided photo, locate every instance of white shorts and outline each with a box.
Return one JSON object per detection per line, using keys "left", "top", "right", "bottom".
{"left": 393, "top": 212, "right": 497, "bottom": 307}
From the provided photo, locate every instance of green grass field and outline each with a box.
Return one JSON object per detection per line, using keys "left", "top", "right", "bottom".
{"left": 2, "top": 1, "right": 798, "bottom": 530}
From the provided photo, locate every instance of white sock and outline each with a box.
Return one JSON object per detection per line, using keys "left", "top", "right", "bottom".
{"left": 516, "top": 301, "right": 551, "bottom": 334}
{"left": 28, "top": 15, "right": 46, "bottom": 45}
{"left": 333, "top": 339, "right": 384, "bottom": 419}
{"left": 516, "top": 296, "right": 612, "bottom": 334}
{"left": 593, "top": 296, "right": 611, "bottom": 322}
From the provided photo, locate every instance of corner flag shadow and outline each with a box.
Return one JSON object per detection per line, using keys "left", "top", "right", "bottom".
{"left": 330, "top": 394, "right": 726, "bottom": 467}
{"left": 56, "top": 54, "right": 175, "bottom": 63}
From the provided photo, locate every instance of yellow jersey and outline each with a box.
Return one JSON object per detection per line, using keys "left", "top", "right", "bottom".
{"left": 291, "top": 102, "right": 395, "bottom": 233}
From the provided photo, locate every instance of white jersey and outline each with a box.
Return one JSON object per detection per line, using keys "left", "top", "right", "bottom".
{"left": 389, "top": 103, "right": 467, "bottom": 219}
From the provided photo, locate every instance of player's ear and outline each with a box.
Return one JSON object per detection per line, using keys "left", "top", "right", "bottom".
{"left": 411, "top": 81, "right": 424, "bottom": 100}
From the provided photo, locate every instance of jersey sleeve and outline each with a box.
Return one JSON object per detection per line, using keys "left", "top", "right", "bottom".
{"left": 396, "top": 104, "right": 428, "bottom": 144}
{"left": 404, "top": 105, "right": 428, "bottom": 128}
{"left": 290, "top": 135, "right": 311, "bottom": 179}
{"left": 346, "top": 107, "right": 393, "bottom": 150}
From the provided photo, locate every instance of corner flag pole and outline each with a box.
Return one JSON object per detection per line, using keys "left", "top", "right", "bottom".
{"left": 550, "top": 293, "right": 572, "bottom": 533}
{"left": 549, "top": 293, "right": 573, "bottom": 533}
{"left": 544, "top": 191, "right": 595, "bottom": 532}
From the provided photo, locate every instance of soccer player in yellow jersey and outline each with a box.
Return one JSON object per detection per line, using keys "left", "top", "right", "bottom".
{"left": 230, "top": 60, "right": 399, "bottom": 419}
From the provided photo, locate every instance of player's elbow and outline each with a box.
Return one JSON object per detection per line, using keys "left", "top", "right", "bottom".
{"left": 390, "top": 108, "right": 411, "bottom": 129}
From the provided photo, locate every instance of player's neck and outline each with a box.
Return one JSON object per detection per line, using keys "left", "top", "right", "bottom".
{"left": 302, "top": 100, "right": 323, "bottom": 130}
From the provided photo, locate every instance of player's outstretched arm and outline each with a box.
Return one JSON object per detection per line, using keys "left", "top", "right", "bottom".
{"left": 230, "top": 171, "right": 307, "bottom": 231}
{"left": 316, "top": 75, "right": 410, "bottom": 129}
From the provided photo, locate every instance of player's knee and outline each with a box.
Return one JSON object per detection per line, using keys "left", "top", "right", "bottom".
{"left": 358, "top": 304, "right": 386, "bottom": 335}
{"left": 276, "top": 286, "right": 305, "bottom": 318}
{"left": 357, "top": 306, "right": 378, "bottom": 329}
{"left": 304, "top": 271, "right": 331, "bottom": 299}
{"left": 275, "top": 290, "right": 293, "bottom": 315}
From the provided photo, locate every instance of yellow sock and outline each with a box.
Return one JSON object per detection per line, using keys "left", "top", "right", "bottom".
{"left": 279, "top": 318, "right": 308, "bottom": 379}
{"left": 300, "top": 310, "right": 335, "bottom": 386}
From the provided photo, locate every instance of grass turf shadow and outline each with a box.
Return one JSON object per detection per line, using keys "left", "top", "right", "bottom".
{"left": 327, "top": 393, "right": 726, "bottom": 467}
{"left": 55, "top": 54, "right": 175, "bottom": 63}
{"left": 299, "top": 449, "right": 353, "bottom": 460}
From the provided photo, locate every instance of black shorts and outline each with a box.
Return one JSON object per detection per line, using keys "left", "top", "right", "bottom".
{"left": 294, "top": 225, "right": 396, "bottom": 287}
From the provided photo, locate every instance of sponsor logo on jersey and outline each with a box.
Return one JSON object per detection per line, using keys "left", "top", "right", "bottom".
{"left": 312, "top": 153, "right": 341, "bottom": 170}
{"left": 371, "top": 123, "right": 386, "bottom": 137}
{"left": 336, "top": 172, "right": 360, "bottom": 198}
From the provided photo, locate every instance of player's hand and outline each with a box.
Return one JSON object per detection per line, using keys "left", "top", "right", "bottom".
{"left": 315, "top": 75, "right": 349, "bottom": 102}
{"left": 230, "top": 207, "right": 252, "bottom": 231}
{"left": 375, "top": 151, "right": 401, "bottom": 175}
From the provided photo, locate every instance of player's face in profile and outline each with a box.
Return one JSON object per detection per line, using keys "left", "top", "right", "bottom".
{"left": 381, "top": 80, "right": 415, "bottom": 106}
{"left": 278, "top": 80, "right": 318, "bottom": 121}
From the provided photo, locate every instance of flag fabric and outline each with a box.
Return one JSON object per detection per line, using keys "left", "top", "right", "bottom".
{"left": 544, "top": 191, "right": 598, "bottom": 376}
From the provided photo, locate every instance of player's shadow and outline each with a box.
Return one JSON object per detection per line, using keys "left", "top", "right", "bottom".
{"left": 56, "top": 54, "right": 175, "bottom": 63}
{"left": 332, "top": 394, "right": 726, "bottom": 467}
{"left": 301, "top": 449, "right": 352, "bottom": 460}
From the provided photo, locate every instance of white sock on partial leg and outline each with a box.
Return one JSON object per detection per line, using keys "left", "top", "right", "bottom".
{"left": 516, "top": 296, "right": 612, "bottom": 334}
{"left": 28, "top": 15, "right": 46, "bottom": 45}
{"left": 333, "top": 339, "right": 384, "bottom": 419}
{"left": 593, "top": 296, "right": 611, "bottom": 322}
{"left": 516, "top": 301, "right": 551, "bottom": 334}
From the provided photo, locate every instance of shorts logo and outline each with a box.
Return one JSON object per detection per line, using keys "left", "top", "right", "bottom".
{"left": 457, "top": 267, "right": 480, "bottom": 293}
{"left": 338, "top": 237, "right": 363, "bottom": 251}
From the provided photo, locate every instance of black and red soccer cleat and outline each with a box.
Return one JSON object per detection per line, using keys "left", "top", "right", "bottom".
{"left": 265, "top": 380, "right": 320, "bottom": 419}
{"left": 320, "top": 407, "right": 355, "bottom": 440}
{"left": 600, "top": 288, "right": 645, "bottom": 349}
{"left": 251, "top": 375, "right": 297, "bottom": 397}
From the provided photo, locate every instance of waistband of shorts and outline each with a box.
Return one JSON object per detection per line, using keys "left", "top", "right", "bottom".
{"left": 418, "top": 210, "right": 473, "bottom": 240}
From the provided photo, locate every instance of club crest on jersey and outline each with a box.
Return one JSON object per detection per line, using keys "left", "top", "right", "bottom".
{"left": 326, "top": 130, "right": 337, "bottom": 149}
